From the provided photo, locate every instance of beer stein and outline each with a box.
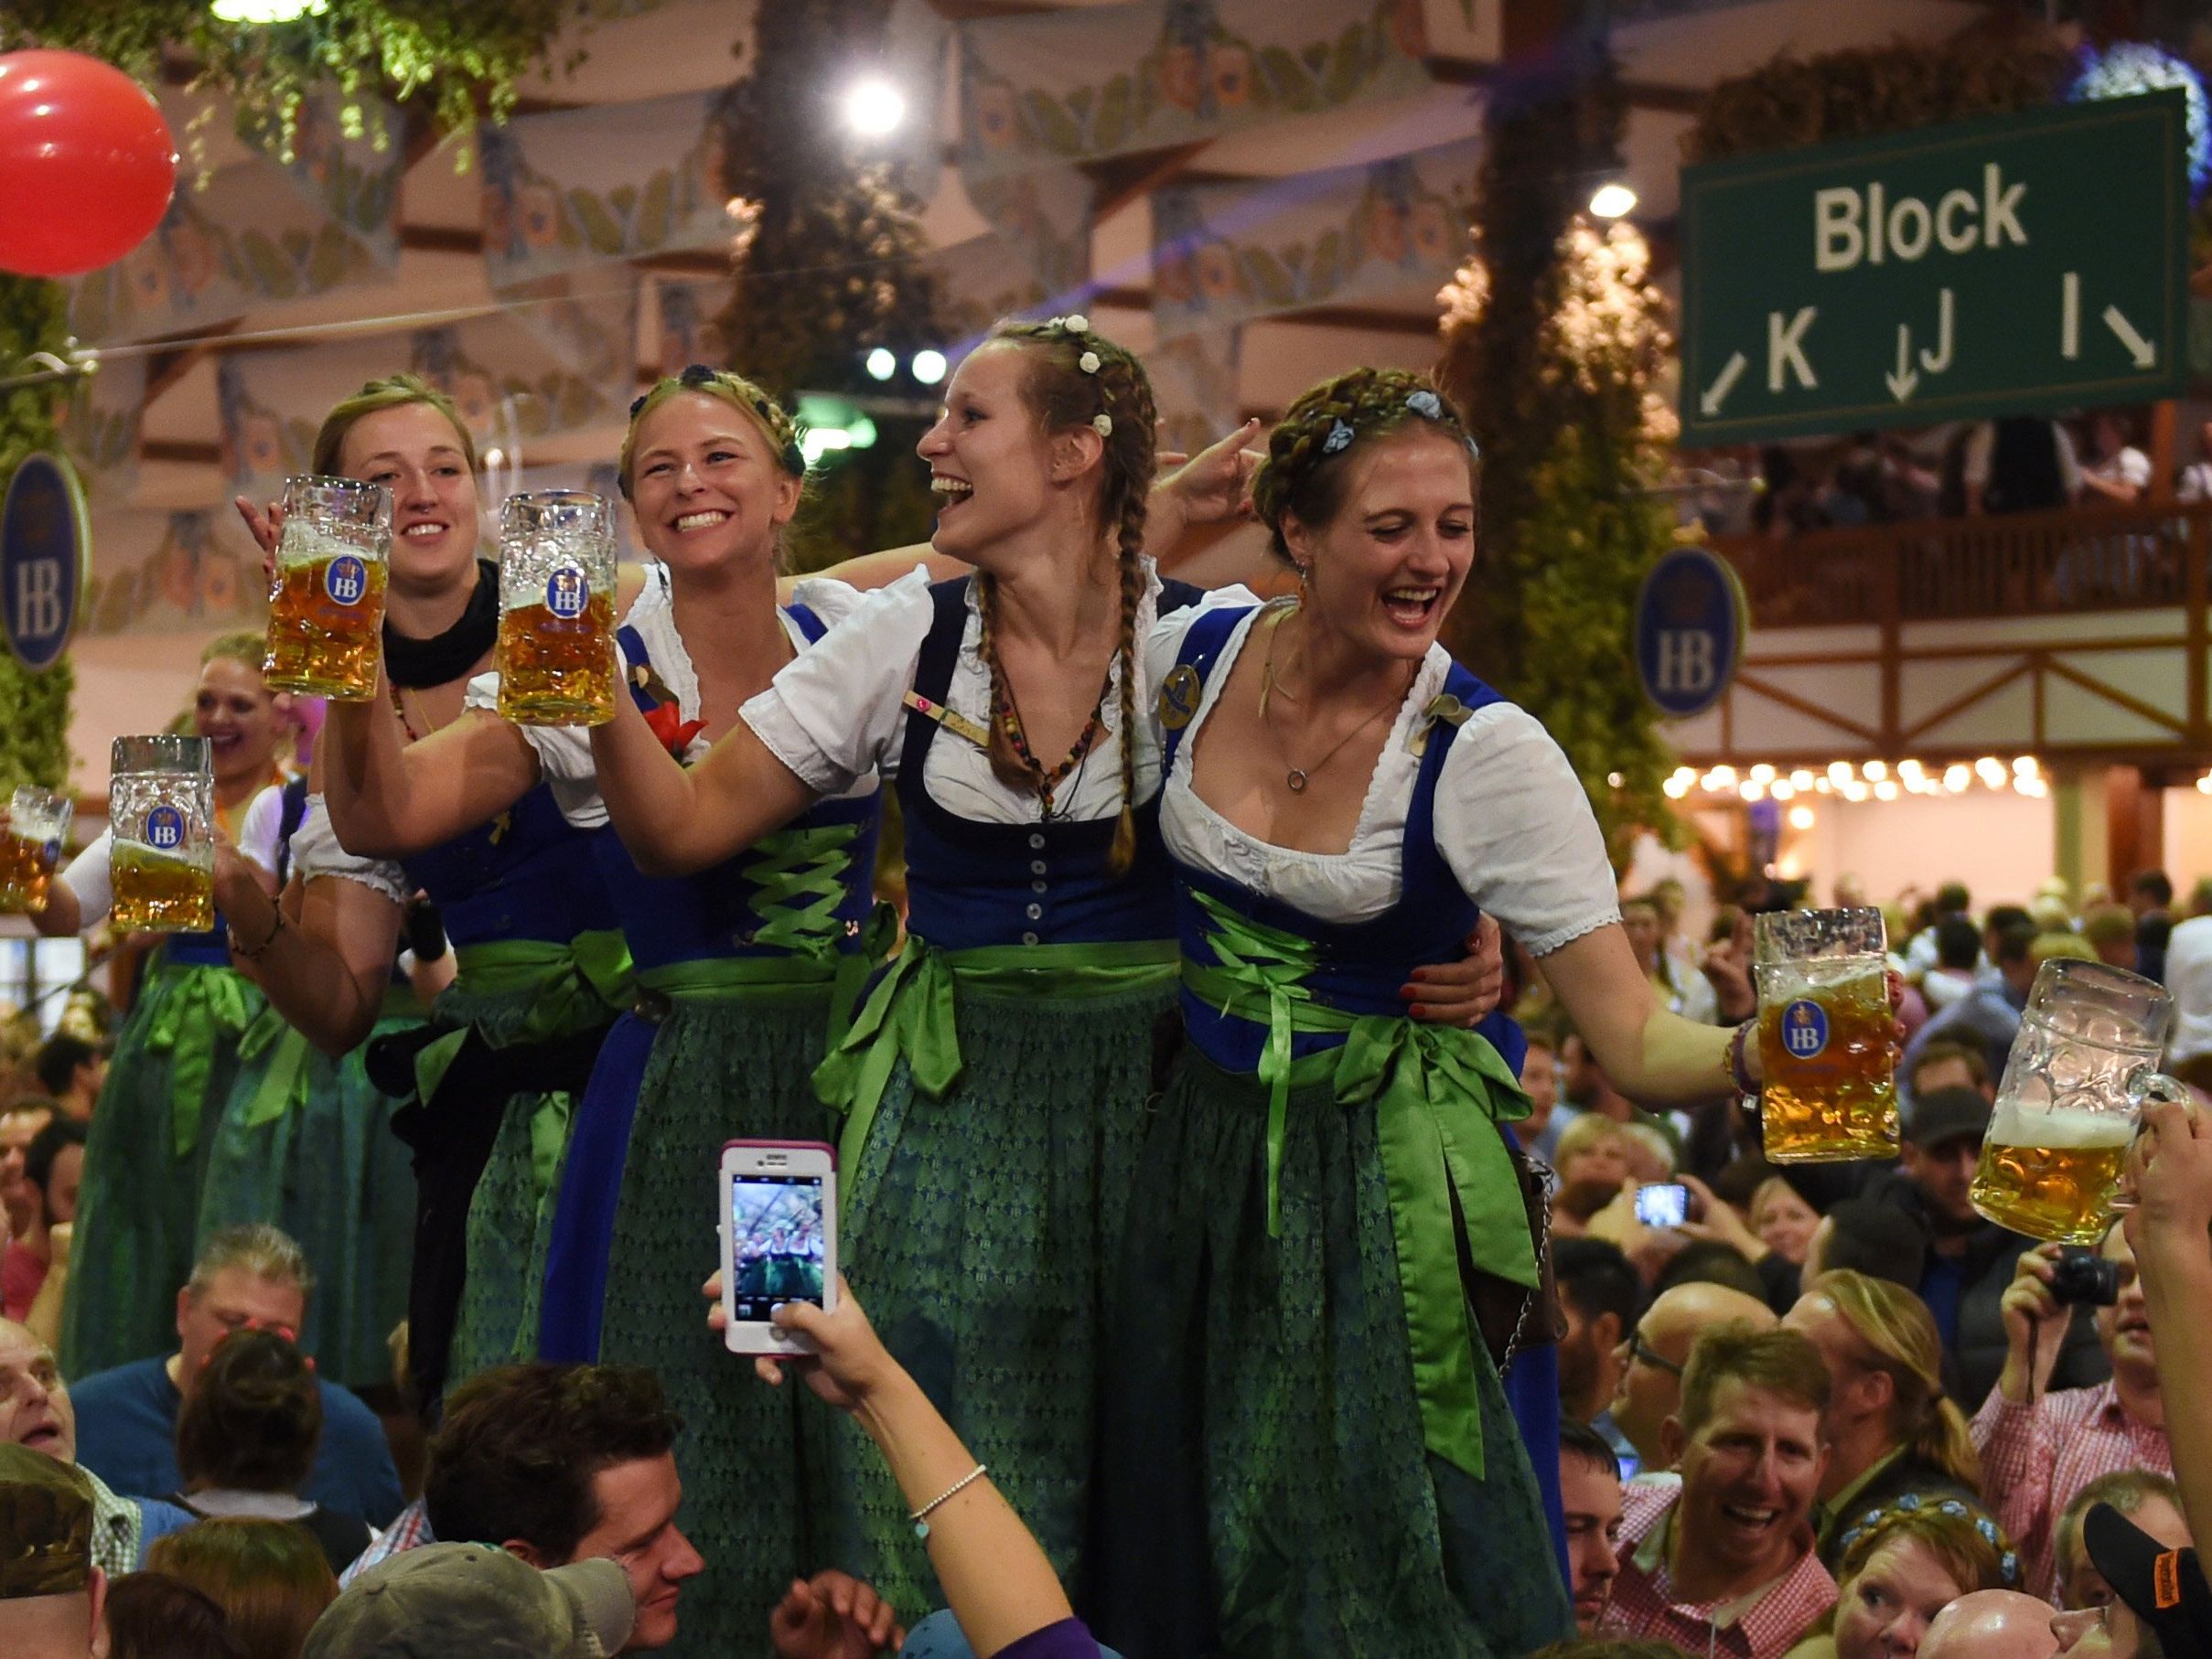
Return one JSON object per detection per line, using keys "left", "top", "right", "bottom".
{"left": 109, "top": 736, "right": 214, "bottom": 933}
{"left": 1754, "top": 907, "right": 1899, "bottom": 1162}
{"left": 0, "top": 787, "right": 72, "bottom": 914}
{"left": 1970, "top": 958, "right": 2185, "bottom": 1244}
{"left": 262, "top": 476, "right": 392, "bottom": 701}
{"left": 494, "top": 489, "right": 617, "bottom": 727}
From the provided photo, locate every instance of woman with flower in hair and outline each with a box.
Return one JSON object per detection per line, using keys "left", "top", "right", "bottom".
{"left": 1091, "top": 366, "right": 1779, "bottom": 1657}
{"left": 1797, "top": 1497, "right": 2020, "bottom": 1659}
{"left": 580, "top": 323, "right": 1505, "bottom": 1620}
{"left": 37, "top": 634, "right": 290, "bottom": 1377}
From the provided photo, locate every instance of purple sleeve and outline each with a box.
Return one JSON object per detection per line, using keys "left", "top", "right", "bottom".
{"left": 995, "top": 1619, "right": 1103, "bottom": 1659}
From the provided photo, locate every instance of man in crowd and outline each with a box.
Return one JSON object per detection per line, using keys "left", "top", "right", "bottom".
{"left": 1554, "top": 1237, "right": 1640, "bottom": 1459}
{"left": 2050, "top": 1504, "right": 2212, "bottom": 1659}
{"left": 1920, "top": 917, "right": 1986, "bottom": 1016}
{"left": 3, "top": 1118, "right": 81, "bottom": 1332}
{"left": 0, "top": 1441, "right": 105, "bottom": 1659}
{"left": 1908, "top": 1042, "right": 1994, "bottom": 1106}
{"left": 308, "top": 1544, "right": 635, "bottom": 1659}
{"left": 1906, "top": 883, "right": 1975, "bottom": 983}
{"left": 1799, "top": 1196, "right": 1928, "bottom": 1292}
{"left": 2080, "top": 904, "right": 2140, "bottom": 974}
{"left": 2127, "top": 870, "right": 2174, "bottom": 983}
{"left": 1559, "top": 1418, "right": 1624, "bottom": 1634}
{"left": 1904, "top": 920, "right": 2037, "bottom": 1091}
{"left": 1920, "top": 1590, "right": 2059, "bottom": 1659}
{"left": 2053, "top": 1471, "right": 2190, "bottom": 1611}
{"left": 1607, "top": 1280, "right": 1777, "bottom": 1473}
{"left": 1866, "top": 1087, "right": 2105, "bottom": 1406}
{"left": 69, "top": 1224, "right": 401, "bottom": 1525}
{"left": 1973, "top": 1226, "right": 2171, "bottom": 1600}
{"left": 31, "top": 1037, "right": 102, "bottom": 1126}
{"left": 348, "top": 1361, "right": 898, "bottom": 1655}
{"left": 0, "top": 1318, "right": 188, "bottom": 1574}
{"left": 1608, "top": 1324, "right": 1837, "bottom": 1659}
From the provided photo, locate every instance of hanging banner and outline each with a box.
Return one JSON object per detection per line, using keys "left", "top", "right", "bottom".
{"left": 1149, "top": 328, "right": 1245, "bottom": 466}
{"left": 219, "top": 282, "right": 636, "bottom": 498}
{"left": 54, "top": 358, "right": 147, "bottom": 502}
{"left": 66, "top": 93, "right": 403, "bottom": 346}
{"left": 478, "top": 89, "right": 739, "bottom": 293}
{"left": 1152, "top": 135, "right": 1476, "bottom": 340}
{"left": 957, "top": 0, "right": 1437, "bottom": 182}
{"left": 964, "top": 168, "right": 1096, "bottom": 306}
{"left": 81, "top": 506, "right": 263, "bottom": 639}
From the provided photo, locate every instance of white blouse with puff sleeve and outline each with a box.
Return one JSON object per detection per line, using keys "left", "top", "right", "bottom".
{"left": 1146, "top": 603, "right": 1620, "bottom": 958}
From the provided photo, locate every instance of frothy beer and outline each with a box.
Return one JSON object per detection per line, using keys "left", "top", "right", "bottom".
{"left": 1970, "top": 1104, "right": 2134, "bottom": 1245}
{"left": 264, "top": 526, "right": 388, "bottom": 701}
{"left": 1757, "top": 960, "right": 1899, "bottom": 1161}
{"left": 496, "top": 562, "right": 617, "bottom": 727}
{"left": 111, "top": 843, "right": 214, "bottom": 934}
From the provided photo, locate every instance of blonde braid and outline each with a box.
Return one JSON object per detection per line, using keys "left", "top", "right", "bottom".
{"left": 972, "top": 573, "right": 1037, "bottom": 790}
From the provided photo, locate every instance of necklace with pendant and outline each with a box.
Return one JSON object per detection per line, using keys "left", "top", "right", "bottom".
{"left": 1261, "top": 606, "right": 1413, "bottom": 794}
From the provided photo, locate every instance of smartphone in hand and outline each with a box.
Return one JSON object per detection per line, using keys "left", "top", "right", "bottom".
{"left": 1633, "top": 1183, "right": 1691, "bottom": 1230}
{"left": 720, "top": 1140, "right": 837, "bottom": 1354}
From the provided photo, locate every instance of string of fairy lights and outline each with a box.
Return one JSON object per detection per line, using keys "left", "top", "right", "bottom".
{"left": 1666, "top": 757, "right": 2052, "bottom": 829}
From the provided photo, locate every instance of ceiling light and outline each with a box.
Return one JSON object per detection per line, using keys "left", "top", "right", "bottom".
{"left": 1589, "top": 181, "right": 1638, "bottom": 219}
{"left": 841, "top": 76, "right": 907, "bottom": 139}
{"left": 911, "top": 348, "right": 947, "bottom": 385}
{"left": 864, "top": 348, "right": 896, "bottom": 381}
{"left": 1788, "top": 806, "right": 1815, "bottom": 830}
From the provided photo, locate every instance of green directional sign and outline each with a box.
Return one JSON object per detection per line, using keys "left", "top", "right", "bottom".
{"left": 1679, "top": 91, "right": 2190, "bottom": 445}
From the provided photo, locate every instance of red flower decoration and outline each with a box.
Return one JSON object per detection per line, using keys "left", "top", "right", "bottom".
{"left": 641, "top": 701, "right": 706, "bottom": 760}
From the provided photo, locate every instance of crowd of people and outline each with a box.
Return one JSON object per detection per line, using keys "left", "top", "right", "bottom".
{"left": 0, "top": 310, "right": 2206, "bottom": 1659}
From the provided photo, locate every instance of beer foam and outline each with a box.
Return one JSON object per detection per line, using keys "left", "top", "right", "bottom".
{"left": 1985, "top": 1104, "right": 2136, "bottom": 1150}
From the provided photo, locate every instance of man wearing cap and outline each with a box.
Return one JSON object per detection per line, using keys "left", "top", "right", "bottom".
{"left": 0, "top": 1440, "right": 107, "bottom": 1658}
{"left": 307, "top": 1541, "right": 633, "bottom": 1658}
{"left": 1974, "top": 1226, "right": 2171, "bottom": 1600}
{"left": 1866, "top": 1086, "right": 2108, "bottom": 1407}
{"left": 1, "top": 1317, "right": 190, "bottom": 1575}
{"left": 2052, "top": 1504, "right": 2212, "bottom": 1658}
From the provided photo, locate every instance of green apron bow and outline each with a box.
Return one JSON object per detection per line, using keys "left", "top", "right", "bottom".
{"left": 814, "top": 935, "right": 1178, "bottom": 1178}
{"left": 235, "top": 1004, "right": 315, "bottom": 1130}
{"left": 413, "top": 934, "right": 635, "bottom": 1107}
{"left": 1182, "top": 889, "right": 1537, "bottom": 1480}
{"left": 142, "top": 959, "right": 258, "bottom": 1159}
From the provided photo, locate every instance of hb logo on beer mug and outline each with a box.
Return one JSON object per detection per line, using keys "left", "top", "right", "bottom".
{"left": 108, "top": 735, "right": 215, "bottom": 934}
{"left": 495, "top": 490, "right": 618, "bottom": 728}
{"left": 325, "top": 554, "right": 368, "bottom": 606}
{"left": 263, "top": 476, "right": 392, "bottom": 703}
{"left": 1971, "top": 957, "right": 2186, "bottom": 1244}
{"left": 1753, "top": 907, "right": 1899, "bottom": 1163}
{"left": 144, "top": 805, "right": 184, "bottom": 850}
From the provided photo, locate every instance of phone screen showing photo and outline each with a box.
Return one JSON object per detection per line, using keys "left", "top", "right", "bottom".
{"left": 727, "top": 1174, "right": 827, "bottom": 1321}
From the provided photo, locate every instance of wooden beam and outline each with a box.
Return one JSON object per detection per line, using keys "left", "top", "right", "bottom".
{"left": 141, "top": 439, "right": 220, "bottom": 466}
{"left": 1425, "top": 54, "right": 1703, "bottom": 114}
{"left": 1082, "top": 142, "right": 1213, "bottom": 219}
{"left": 398, "top": 223, "right": 485, "bottom": 256}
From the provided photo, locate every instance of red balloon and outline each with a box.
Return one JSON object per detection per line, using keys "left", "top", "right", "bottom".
{"left": 0, "top": 50, "right": 177, "bottom": 279}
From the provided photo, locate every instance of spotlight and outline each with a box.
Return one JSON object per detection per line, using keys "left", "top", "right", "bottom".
{"left": 1788, "top": 806, "right": 1816, "bottom": 830}
{"left": 1589, "top": 181, "right": 1638, "bottom": 219}
{"left": 911, "top": 348, "right": 948, "bottom": 385}
{"left": 864, "top": 348, "right": 897, "bottom": 381}
{"left": 841, "top": 76, "right": 907, "bottom": 139}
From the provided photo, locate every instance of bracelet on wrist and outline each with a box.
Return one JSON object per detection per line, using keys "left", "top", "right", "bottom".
{"left": 1727, "top": 1020, "right": 1760, "bottom": 1097}
{"left": 908, "top": 1462, "right": 988, "bottom": 1539}
{"left": 230, "top": 905, "right": 285, "bottom": 960}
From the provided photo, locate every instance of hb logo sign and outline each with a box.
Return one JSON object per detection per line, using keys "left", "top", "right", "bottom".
{"left": 1781, "top": 999, "right": 1830, "bottom": 1059}
{"left": 546, "top": 566, "right": 588, "bottom": 620}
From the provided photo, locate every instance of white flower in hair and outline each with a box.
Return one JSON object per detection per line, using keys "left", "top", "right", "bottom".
{"left": 1091, "top": 413, "right": 1113, "bottom": 436}
{"left": 1062, "top": 313, "right": 1090, "bottom": 334}
{"left": 1078, "top": 350, "right": 1101, "bottom": 374}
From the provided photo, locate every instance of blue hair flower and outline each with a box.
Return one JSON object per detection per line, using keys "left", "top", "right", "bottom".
{"left": 1897, "top": 1493, "right": 1923, "bottom": 1512}
{"left": 2002, "top": 1551, "right": 2019, "bottom": 1584}
{"left": 1321, "top": 419, "right": 1355, "bottom": 455}
{"left": 1405, "top": 388, "right": 1444, "bottom": 419}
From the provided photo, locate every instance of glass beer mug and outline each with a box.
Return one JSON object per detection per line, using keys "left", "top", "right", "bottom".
{"left": 495, "top": 490, "right": 617, "bottom": 727}
{"left": 0, "top": 787, "right": 72, "bottom": 914}
{"left": 1755, "top": 907, "right": 1899, "bottom": 1161}
{"left": 263, "top": 476, "right": 392, "bottom": 701}
{"left": 109, "top": 736, "right": 215, "bottom": 933}
{"left": 1970, "top": 958, "right": 2186, "bottom": 1244}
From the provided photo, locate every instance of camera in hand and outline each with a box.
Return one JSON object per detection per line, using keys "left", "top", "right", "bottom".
{"left": 2049, "top": 1247, "right": 2120, "bottom": 1307}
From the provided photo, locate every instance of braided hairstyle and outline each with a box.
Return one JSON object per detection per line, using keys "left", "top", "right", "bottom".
{"left": 175, "top": 1325, "right": 323, "bottom": 1495}
{"left": 974, "top": 314, "right": 1158, "bottom": 873}
{"left": 312, "top": 373, "right": 478, "bottom": 477}
{"left": 1249, "top": 367, "right": 1479, "bottom": 566}
{"left": 1831, "top": 1495, "right": 2020, "bottom": 1603}
{"left": 617, "top": 365, "right": 810, "bottom": 570}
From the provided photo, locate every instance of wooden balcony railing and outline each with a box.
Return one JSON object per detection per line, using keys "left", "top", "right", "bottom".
{"left": 1713, "top": 503, "right": 2212, "bottom": 629}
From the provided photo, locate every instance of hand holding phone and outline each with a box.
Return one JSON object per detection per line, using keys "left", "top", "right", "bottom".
{"left": 720, "top": 1140, "right": 836, "bottom": 1354}
{"left": 1633, "top": 1183, "right": 1691, "bottom": 1231}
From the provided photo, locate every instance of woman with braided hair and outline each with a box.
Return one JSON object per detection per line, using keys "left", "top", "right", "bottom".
{"left": 583, "top": 321, "right": 1505, "bottom": 1621}
{"left": 1091, "top": 366, "right": 1769, "bottom": 1657}
{"left": 1799, "top": 1495, "right": 2020, "bottom": 1659}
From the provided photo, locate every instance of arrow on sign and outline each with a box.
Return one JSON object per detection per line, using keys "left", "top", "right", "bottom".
{"left": 2104, "top": 305, "right": 2157, "bottom": 369}
{"left": 1701, "top": 351, "right": 1747, "bottom": 417}
{"left": 1886, "top": 325, "right": 1919, "bottom": 403}
{"left": 1917, "top": 288, "right": 1954, "bottom": 375}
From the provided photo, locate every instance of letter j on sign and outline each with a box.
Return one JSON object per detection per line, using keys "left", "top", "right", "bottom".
{"left": 1679, "top": 91, "right": 2188, "bottom": 444}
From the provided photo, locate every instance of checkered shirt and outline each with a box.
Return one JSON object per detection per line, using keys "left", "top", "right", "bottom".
{"left": 1971, "top": 1380, "right": 2172, "bottom": 1601}
{"left": 1605, "top": 1476, "right": 1838, "bottom": 1659}
{"left": 338, "top": 1495, "right": 435, "bottom": 1587}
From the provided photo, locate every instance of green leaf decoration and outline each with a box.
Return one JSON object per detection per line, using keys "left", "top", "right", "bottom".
{"left": 638, "top": 168, "right": 673, "bottom": 248}
{"left": 1311, "top": 227, "right": 1343, "bottom": 294}
{"left": 240, "top": 230, "right": 298, "bottom": 296}
{"left": 279, "top": 227, "right": 313, "bottom": 266}
{"left": 1324, "top": 22, "right": 1367, "bottom": 104}
{"left": 1065, "top": 84, "right": 1093, "bottom": 125}
{"left": 1021, "top": 88, "right": 1084, "bottom": 155}
{"left": 1094, "top": 73, "right": 1133, "bottom": 151}
{"left": 307, "top": 225, "right": 352, "bottom": 290}
{"left": 569, "top": 188, "right": 626, "bottom": 255}
{"left": 1302, "top": 41, "right": 1328, "bottom": 73}
{"left": 1240, "top": 245, "right": 1296, "bottom": 307}
{"left": 608, "top": 182, "right": 638, "bottom": 222}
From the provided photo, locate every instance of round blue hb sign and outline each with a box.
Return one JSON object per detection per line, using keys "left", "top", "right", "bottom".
{"left": 145, "top": 805, "right": 186, "bottom": 851}
{"left": 1780, "top": 999, "right": 1830, "bottom": 1060}
{"left": 0, "top": 453, "right": 89, "bottom": 673}
{"left": 1635, "top": 546, "right": 1748, "bottom": 721}
{"left": 324, "top": 554, "right": 368, "bottom": 606}
{"left": 545, "top": 565, "right": 589, "bottom": 619}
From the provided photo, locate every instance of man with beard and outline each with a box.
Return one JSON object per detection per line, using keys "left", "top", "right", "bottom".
{"left": 1607, "top": 1324, "right": 1836, "bottom": 1659}
{"left": 1973, "top": 1226, "right": 2171, "bottom": 1600}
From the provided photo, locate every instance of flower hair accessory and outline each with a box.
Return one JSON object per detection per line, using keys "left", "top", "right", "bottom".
{"left": 1079, "top": 350, "right": 1101, "bottom": 375}
{"left": 1322, "top": 419, "right": 1355, "bottom": 455}
{"left": 1054, "top": 312, "right": 1090, "bottom": 335}
{"left": 1091, "top": 413, "right": 1113, "bottom": 436}
{"left": 1405, "top": 388, "right": 1444, "bottom": 419}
